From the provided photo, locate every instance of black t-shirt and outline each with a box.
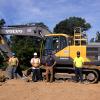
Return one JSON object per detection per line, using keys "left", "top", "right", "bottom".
{"left": 46, "top": 56, "right": 55, "bottom": 66}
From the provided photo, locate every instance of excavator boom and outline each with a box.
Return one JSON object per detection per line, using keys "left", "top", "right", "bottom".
{"left": 0, "top": 24, "right": 51, "bottom": 57}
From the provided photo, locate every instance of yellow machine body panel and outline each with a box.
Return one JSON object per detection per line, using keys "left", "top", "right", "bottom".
{"left": 55, "top": 46, "right": 69, "bottom": 57}
{"left": 69, "top": 45, "right": 86, "bottom": 60}
{"left": 55, "top": 45, "right": 90, "bottom": 62}
{"left": 69, "top": 45, "right": 90, "bottom": 62}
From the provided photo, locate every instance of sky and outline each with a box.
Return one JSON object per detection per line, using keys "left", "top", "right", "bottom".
{"left": 0, "top": 0, "right": 100, "bottom": 41}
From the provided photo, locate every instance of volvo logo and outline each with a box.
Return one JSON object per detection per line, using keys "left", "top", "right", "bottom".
{"left": 5, "top": 30, "right": 23, "bottom": 34}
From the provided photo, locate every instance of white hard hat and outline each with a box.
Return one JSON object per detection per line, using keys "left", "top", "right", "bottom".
{"left": 56, "top": 40, "right": 59, "bottom": 42}
{"left": 34, "top": 52, "right": 37, "bottom": 56}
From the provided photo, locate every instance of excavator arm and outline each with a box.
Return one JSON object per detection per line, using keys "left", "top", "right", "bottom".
{"left": 0, "top": 24, "right": 51, "bottom": 37}
{"left": 0, "top": 24, "right": 51, "bottom": 57}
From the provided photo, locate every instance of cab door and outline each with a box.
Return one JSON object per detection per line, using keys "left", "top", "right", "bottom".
{"left": 55, "top": 36, "right": 69, "bottom": 58}
{"left": 54, "top": 36, "right": 71, "bottom": 65}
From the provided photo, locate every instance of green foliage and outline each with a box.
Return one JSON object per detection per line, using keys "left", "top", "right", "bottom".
{"left": 10, "top": 36, "right": 41, "bottom": 68}
{"left": 95, "top": 31, "right": 100, "bottom": 42}
{"left": 0, "top": 19, "right": 5, "bottom": 28}
{"left": 0, "top": 19, "right": 5, "bottom": 68}
{"left": 90, "top": 38, "right": 95, "bottom": 42}
{"left": 90, "top": 31, "right": 100, "bottom": 42}
{"left": 91, "top": 31, "right": 100, "bottom": 42}
{"left": 53, "top": 17, "right": 91, "bottom": 35}
{"left": 0, "top": 54, "right": 4, "bottom": 68}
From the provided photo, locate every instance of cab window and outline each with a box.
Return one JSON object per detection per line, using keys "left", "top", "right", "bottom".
{"left": 44, "top": 36, "right": 68, "bottom": 54}
{"left": 60, "top": 36, "right": 67, "bottom": 49}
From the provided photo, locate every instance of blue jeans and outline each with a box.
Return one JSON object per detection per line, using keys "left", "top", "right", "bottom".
{"left": 7, "top": 66, "right": 17, "bottom": 79}
{"left": 75, "top": 67, "right": 83, "bottom": 82}
{"left": 32, "top": 68, "right": 41, "bottom": 82}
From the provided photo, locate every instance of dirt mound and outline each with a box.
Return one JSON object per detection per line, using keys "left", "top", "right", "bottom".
{"left": 0, "top": 70, "right": 6, "bottom": 82}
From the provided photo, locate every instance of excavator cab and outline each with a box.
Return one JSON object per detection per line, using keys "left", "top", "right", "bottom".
{"left": 43, "top": 35, "right": 68, "bottom": 56}
{"left": 40, "top": 34, "right": 70, "bottom": 66}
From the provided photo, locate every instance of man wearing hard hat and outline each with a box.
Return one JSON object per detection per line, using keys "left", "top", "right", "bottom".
{"left": 73, "top": 51, "right": 84, "bottom": 83}
{"left": 30, "top": 52, "right": 41, "bottom": 82}
{"left": 8, "top": 53, "right": 19, "bottom": 79}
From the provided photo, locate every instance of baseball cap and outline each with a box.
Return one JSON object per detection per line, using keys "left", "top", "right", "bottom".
{"left": 77, "top": 51, "right": 80, "bottom": 55}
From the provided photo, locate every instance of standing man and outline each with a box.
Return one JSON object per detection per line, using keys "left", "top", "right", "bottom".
{"left": 73, "top": 51, "right": 84, "bottom": 83}
{"left": 30, "top": 52, "right": 41, "bottom": 82}
{"left": 8, "top": 53, "right": 19, "bottom": 79}
{"left": 45, "top": 52, "right": 56, "bottom": 83}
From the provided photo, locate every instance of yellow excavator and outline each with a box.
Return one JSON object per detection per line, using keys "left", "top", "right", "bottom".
{"left": 41, "top": 27, "right": 100, "bottom": 83}
{"left": 0, "top": 25, "right": 100, "bottom": 83}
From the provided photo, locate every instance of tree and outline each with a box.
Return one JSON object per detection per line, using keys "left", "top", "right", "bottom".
{"left": 90, "top": 31, "right": 100, "bottom": 42}
{"left": 53, "top": 17, "right": 91, "bottom": 36}
{"left": 90, "top": 38, "right": 95, "bottom": 42}
{"left": 0, "top": 19, "right": 5, "bottom": 68}
{"left": 0, "top": 53, "right": 4, "bottom": 68}
{"left": 95, "top": 31, "right": 100, "bottom": 42}
{"left": 10, "top": 35, "right": 42, "bottom": 68}
{"left": 0, "top": 19, "right": 5, "bottom": 28}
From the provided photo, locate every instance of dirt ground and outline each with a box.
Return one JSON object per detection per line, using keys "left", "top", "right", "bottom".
{"left": 0, "top": 78, "right": 100, "bottom": 100}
